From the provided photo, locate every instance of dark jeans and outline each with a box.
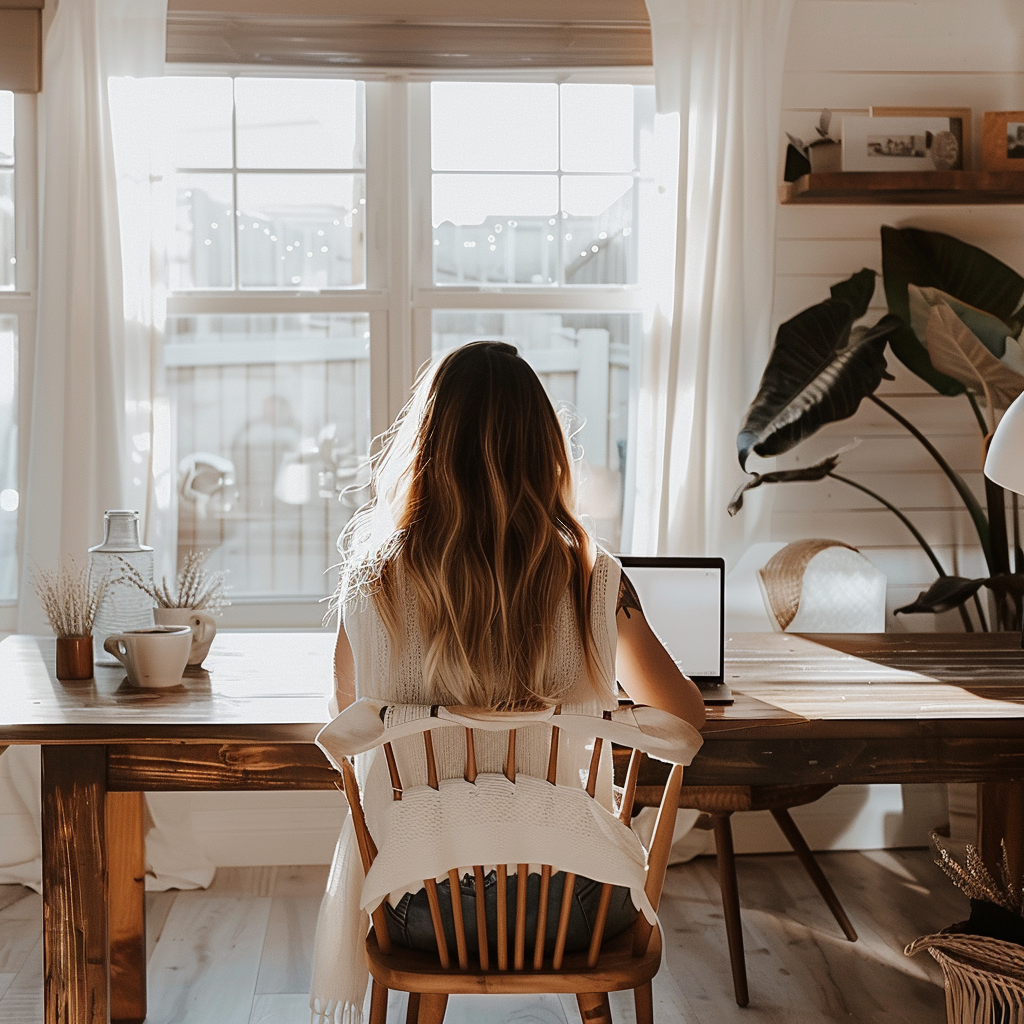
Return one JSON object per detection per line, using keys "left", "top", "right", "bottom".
{"left": 384, "top": 870, "right": 638, "bottom": 957}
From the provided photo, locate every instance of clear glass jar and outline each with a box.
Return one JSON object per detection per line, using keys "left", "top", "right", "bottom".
{"left": 88, "top": 510, "right": 154, "bottom": 664}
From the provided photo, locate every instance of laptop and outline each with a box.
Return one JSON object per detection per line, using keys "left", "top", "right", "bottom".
{"left": 617, "top": 555, "right": 732, "bottom": 705}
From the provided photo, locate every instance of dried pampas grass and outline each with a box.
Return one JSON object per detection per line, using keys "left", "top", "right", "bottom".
{"left": 115, "top": 550, "right": 229, "bottom": 612}
{"left": 932, "top": 831, "right": 1023, "bottom": 915}
{"left": 32, "top": 559, "right": 108, "bottom": 638}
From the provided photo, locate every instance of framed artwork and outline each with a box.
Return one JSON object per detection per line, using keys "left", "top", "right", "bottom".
{"left": 842, "top": 115, "right": 957, "bottom": 171}
{"left": 982, "top": 111, "right": 1024, "bottom": 170}
{"left": 871, "top": 106, "right": 971, "bottom": 170}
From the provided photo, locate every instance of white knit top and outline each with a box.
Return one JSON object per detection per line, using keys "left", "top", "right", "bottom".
{"left": 309, "top": 549, "right": 688, "bottom": 1024}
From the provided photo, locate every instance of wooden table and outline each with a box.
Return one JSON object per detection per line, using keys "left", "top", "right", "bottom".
{"left": 1, "top": 630, "right": 1022, "bottom": 1024}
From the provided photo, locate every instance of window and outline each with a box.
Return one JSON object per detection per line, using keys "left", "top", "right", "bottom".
{"left": 165, "top": 76, "right": 653, "bottom": 612}
{"left": 0, "top": 91, "right": 34, "bottom": 608}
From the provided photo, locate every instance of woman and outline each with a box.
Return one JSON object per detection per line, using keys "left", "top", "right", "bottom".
{"left": 311, "top": 341, "right": 704, "bottom": 1021}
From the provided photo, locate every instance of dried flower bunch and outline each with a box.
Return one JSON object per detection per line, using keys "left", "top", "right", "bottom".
{"left": 115, "top": 551, "right": 230, "bottom": 612}
{"left": 932, "top": 831, "right": 1023, "bottom": 915}
{"left": 32, "top": 559, "right": 108, "bottom": 638}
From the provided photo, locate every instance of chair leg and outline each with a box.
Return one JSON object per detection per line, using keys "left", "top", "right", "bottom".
{"left": 369, "top": 980, "right": 389, "bottom": 1024}
{"left": 770, "top": 807, "right": 858, "bottom": 942}
{"left": 711, "top": 813, "right": 749, "bottom": 1007}
{"left": 634, "top": 980, "right": 653, "bottom": 1024}
{"left": 405, "top": 991, "right": 421, "bottom": 1024}
{"left": 576, "top": 993, "right": 613, "bottom": 1024}
{"left": 417, "top": 992, "right": 449, "bottom": 1024}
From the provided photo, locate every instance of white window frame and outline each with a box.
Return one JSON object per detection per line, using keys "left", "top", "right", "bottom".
{"left": 0, "top": 92, "right": 37, "bottom": 632}
{"left": 165, "top": 67, "right": 653, "bottom": 628}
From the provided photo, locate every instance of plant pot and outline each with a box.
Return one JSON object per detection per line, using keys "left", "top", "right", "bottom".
{"left": 153, "top": 608, "right": 217, "bottom": 667}
{"left": 809, "top": 140, "right": 842, "bottom": 173}
{"left": 55, "top": 636, "right": 94, "bottom": 680}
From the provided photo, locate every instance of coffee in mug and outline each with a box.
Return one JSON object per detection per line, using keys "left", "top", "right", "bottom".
{"left": 102, "top": 626, "right": 191, "bottom": 688}
{"left": 153, "top": 608, "right": 217, "bottom": 666}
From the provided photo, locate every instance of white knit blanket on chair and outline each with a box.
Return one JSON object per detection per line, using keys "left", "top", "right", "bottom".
{"left": 309, "top": 701, "right": 702, "bottom": 1024}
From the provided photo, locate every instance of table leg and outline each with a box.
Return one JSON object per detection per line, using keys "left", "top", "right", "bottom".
{"left": 41, "top": 745, "right": 109, "bottom": 1024}
{"left": 107, "top": 792, "right": 146, "bottom": 1024}
{"left": 978, "top": 781, "right": 1024, "bottom": 883}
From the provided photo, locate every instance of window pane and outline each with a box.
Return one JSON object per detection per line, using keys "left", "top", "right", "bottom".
{"left": 0, "top": 92, "right": 12, "bottom": 167}
{"left": 173, "top": 174, "right": 235, "bottom": 290}
{"left": 431, "top": 82, "right": 558, "bottom": 171}
{"left": 237, "top": 174, "right": 365, "bottom": 289}
{"left": 560, "top": 84, "right": 635, "bottom": 172}
{"left": 0, "top": 170, "right": 13, "bottom": 291}
{"left": 431, "top": 311, "right": 637, "bottom": 549}
{"left": 0, "top": 316, "right": 17, "bottom": 601}
{"left": 165, "top": 77, "right": 233, "bottom": 169}
{"left": 235, "top": 78, "right": 365, "bottom": 170}
{"left": 433, "top": 175, "right": 558, "bottom": 285}
{"left": 561, "top": 175, "right": 635, "bottom": 285}
{"left": 167, "top": 313, "right": 371, "bottom": 598}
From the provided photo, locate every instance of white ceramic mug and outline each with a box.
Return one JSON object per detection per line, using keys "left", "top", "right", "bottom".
{"left": 153, "top": 608, "right": 217, "bottom": 666}
{"left": 103, "top": 626, "right": 191, "bottom": 688}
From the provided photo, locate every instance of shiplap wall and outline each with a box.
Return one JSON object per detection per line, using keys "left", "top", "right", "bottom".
{"left": 772, "top": 0, "right": 1024, "bottom": 629}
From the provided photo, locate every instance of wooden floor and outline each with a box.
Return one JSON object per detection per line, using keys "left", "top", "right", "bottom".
{"left": 0, "top": 849, "right": 965, "bottom": 1023}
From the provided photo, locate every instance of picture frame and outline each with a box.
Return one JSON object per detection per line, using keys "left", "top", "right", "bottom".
{"left": 981, "top": 111, "right": 1024, "bottom": 171}
{"left": 842, "top": 115, "right": 961, "bottom": 172}
{"left": 871, "top": 106, "right": 972, "bottom": 170}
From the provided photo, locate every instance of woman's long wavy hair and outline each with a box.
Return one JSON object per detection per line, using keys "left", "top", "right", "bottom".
{"left": 336, "top": 341, "right": 599, "bottom": 710}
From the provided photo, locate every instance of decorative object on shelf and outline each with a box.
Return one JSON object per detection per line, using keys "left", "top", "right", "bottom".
{"left": 757, "top": 540, "right": 886, "bottom": 633}
{"left": 730, "top": 228, "right": 1024, "bottom": 632}
{"left": 102, "top": 625, "right": 192, "bottom": 688}
{"left": 982, "top": 111, "right": 1024, "bottom": 171}
{"left": 31, "top": 558, "right": 108, "bottom": 680}
{"left": 784, "top": 109, "right": 838, "bottom": 181}
{"left": 842, "top": 115, "right": 953, "bottom": 172}
{"left": 905, "top": 833, "right": 1024, "bottom": 1023}
{"left": 871, "top": 106, "right": 971, "bottom": 170}
{"left": 88, "top": 510, "right": 154, "bottom": 665}
{"left": 114, "top": 549, "right": 229, "bottom": 667}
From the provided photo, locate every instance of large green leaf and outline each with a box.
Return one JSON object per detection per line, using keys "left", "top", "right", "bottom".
{"left": 737, "top": 303, "right": 899, "bottom": 470}
{"left": 881, "top": 226, "right": 1024, "bottom": 394}
{"left": 830, "top": 268, "right": 877, "bottom": 320}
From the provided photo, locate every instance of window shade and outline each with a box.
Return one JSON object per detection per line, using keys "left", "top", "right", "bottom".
{"left": 166, "top": 0, "right": 653, "bottom": 69}
{"left": 0, "top": 3, "right": 42, "bottom": 92}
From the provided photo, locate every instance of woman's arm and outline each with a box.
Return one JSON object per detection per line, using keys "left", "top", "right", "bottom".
{"left": 614, "top": 572, "right": 706, "bottom": 729}
{"left": 331, "top": 620, "right": 357, "bottom": 718}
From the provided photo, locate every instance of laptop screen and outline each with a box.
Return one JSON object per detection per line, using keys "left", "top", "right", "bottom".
{"left": 617, "top": 556, "right": 725, "bottom": 685}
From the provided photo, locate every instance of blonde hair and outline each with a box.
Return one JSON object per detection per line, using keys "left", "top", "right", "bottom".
{"left": 337, "top": 341, "right": 599, "bottom": 710}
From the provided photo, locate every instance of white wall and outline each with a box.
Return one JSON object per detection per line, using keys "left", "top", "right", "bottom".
{"left": 771, "top": 0, "right": 1024, "bottom": 630}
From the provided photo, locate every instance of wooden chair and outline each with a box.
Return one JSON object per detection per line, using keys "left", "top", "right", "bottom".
{"left": 678, "top": 783, "right": 858, "bottom": 1007}
{"left": 334, "top": 707, "right": 689, "bottom": 1024}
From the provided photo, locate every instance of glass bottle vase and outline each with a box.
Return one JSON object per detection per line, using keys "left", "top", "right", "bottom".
{"left": 88, "top": 510, "right": 155, "bottom": 665}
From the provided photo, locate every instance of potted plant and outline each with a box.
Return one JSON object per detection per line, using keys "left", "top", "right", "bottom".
{"left": 115, "top": 551, "right": 229, "bottom": 667}
{"left": 32, "top": 559, "right": 108, "bottom": 679}
{"left": 730, "top": 227, "right": 1024, "bottom": 633}
{"left": 905, "top": 834, "right": 1024, "bottom": 1022}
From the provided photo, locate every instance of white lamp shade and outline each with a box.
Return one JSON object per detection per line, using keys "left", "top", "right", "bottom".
{"left": 985, "top": 393, "right": 1024, "bottom": 496}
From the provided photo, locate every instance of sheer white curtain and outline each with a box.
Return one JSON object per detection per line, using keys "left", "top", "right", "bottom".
{"left": 627, "top": 0, "right": 794, "bottom": 562}
{"left": 2, "top": 0, "right": 213, "bottom": 893}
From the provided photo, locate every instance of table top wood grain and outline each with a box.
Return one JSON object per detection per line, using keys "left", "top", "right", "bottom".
{"left": 1, "top": 631, "right": 1023, "bottom": 745}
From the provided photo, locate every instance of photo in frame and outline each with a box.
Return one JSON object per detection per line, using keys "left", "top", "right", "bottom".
{"left": 982, "top": 111, "right": 1024, "bottom": 171}
{"left": 871, "top": 106, "right": 971, "bottom": 170}
{"left": 842, "top": 115, "right": 961, "bottom": 172}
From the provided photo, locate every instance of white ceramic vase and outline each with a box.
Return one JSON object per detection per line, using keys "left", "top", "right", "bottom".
{"left": 152, "top": 608, "right": 217, "bottom": 667}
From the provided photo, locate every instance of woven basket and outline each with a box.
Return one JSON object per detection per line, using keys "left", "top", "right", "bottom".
{"left": 906, "top": 933, "right": 1024, "bottom": 1024}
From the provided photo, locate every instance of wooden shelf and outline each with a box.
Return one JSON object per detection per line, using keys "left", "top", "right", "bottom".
{"left": 780, "top": 171, "right": 1024, "bottom": 205}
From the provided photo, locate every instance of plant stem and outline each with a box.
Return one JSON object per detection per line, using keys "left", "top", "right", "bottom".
{"left": 828, "top": 472, "right": 947, "bottom": 576}
{"left": 868, "top": 394, "right": 993, "bottom": 571}
{"left": 966, "top": 392, "right": 989, "bottom": 436}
